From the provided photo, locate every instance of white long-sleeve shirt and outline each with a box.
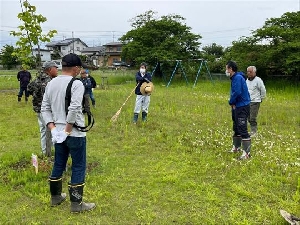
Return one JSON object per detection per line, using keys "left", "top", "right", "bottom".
{"left": 246, "top": 76, "right": 266, "bottom": 103}
{"left": 41, "top": 75, "right": 86, "bottom": 137}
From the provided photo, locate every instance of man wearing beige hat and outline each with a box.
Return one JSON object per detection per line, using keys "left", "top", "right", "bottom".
{"left": 132, "top": 62, "right": 154, "bottom": 124}
{"left": 28, "top": 61, "right": 58, "bottom": 157}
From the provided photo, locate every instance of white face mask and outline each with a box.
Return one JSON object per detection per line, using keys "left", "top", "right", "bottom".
{"left": 140, "top": 68, "right": 146, "bottom": 74}
{"left": 225, "top": 70, "right": 231, "bottom": 77}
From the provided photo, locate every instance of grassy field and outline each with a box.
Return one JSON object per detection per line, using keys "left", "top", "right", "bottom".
{"left": 0, "top": 70, "right": 299, "bottom": 224}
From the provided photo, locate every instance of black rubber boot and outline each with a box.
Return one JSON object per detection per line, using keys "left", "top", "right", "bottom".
{"left": 18, "top": 96, "right": 21, "bottom": 102}
{"left": 133, "top": 113, "right": 138, "bottom": 124}
{"left": 142, "top": 112, "right": 147, "bottom": 122}
{"left": 25, "top": 96, "right": 28, "bottom": 102}
{"left": 229, "top": 135, "right": 242, "bottom": 152}
{"left": 238, "top": 138, "right": 251, "bottom": 160}
{"left": 49, "top": 177, "right": 67, "bottom": 206}
{"left": 68, "top": 183, "right": 96, "bottom": 213}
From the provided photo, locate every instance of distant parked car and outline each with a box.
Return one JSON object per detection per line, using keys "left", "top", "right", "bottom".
{"left": 112, "top": 61, "right": 129, "bottom": 67}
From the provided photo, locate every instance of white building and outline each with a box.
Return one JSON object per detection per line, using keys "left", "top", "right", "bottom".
{"left": 32, "top": 48, "right": 52, "bottom": 62}
{"left": 46, "top": 38, "right": 88, "bottom": 57}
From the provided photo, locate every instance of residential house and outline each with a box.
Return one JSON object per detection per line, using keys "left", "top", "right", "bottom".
{"left": 46, "top": 38, "right": 88, "bottom": 57}
{"left": 31, "top": 48, "right": 51, "bottom": 62}
{"left": 103, "top": 42, "right": 123, "bottom": 66}
{"left": 81, "top": 46, "right": 106, "bottom": 67}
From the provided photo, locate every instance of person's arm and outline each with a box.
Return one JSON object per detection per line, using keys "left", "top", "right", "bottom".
{"left": 258, "top": 78, "right": 266, "bottom": 100}
{"left": 17, "top": 72, "right": 20, "bottom": 81}
{"left": 65, "top": 80, "right": 85, "bottom": 125}
{"left": 229, "top": 77, "right": 242, "bottom": 105}
{"left": 41, "top": 85, "right": 55, "bottom": 128}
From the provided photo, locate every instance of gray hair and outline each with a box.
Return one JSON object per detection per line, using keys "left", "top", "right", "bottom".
{"left": 247, "top": 66, "right": 257, "bottom": 73}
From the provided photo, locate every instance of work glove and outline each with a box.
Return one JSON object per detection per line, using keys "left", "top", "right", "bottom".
{"left": 51, "top": 128, "right": 69, "bottom": 144}
{"left": 51, "top": 127, "right": 59, "bottom": 144}
{"left": 143, "top": 77, "right": 150, "bottom": 83}
{"left": 55, "top": 131, "right": 68, "bottom": 143}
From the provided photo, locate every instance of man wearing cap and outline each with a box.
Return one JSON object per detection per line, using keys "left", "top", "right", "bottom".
{"left": 27, "top": 61, "right": 58, "bottom": 157}
{"left": 41, "top": 53, "right": 96, "bottom": 213}
{"left": 132, "top": 62, "right": 153, "bottom": 124}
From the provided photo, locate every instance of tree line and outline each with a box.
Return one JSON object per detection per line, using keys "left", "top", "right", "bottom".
{"left": 0, "top": 5, "right": 299, "bottom": 81}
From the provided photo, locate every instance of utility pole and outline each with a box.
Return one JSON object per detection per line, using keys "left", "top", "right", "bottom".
{"left": 72, "top": 31, "right": 74, "bottom": 53}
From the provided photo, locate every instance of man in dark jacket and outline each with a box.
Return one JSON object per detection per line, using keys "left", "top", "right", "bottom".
{"left": 17, "top": 66, "right": 32, "bottom": 102}
{"left": 226, "top": 61, "right": 251, "bottom": 160}
{"left": 27, "top": 61, "right": 58, "bottom": 156}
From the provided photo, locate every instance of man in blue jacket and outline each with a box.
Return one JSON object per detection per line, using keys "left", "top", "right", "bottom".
{"left": 226, "top": 61, "right": 251, "bottom": 160}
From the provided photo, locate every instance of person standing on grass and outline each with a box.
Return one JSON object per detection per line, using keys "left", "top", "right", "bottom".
{"left": 27, "top": 61, "right": 58, "bottom": 157}
{"left": 226, "top": 61, "right": 252, "bottom": 160}
{"left": 246, "top": 66, "right": 266, "bottom": 136}
{"left": 17, "top": 65, "right": 31, "bottom": 102}
{"left": 80, "top": 69, "right": 95, "bottom": 108}
{"left": 132, "top": 62, "right": 153, "bottom": 124}
{"left": 86, "top": 69, "right": 97, "bottom": 108}
{"left": 41, "top": 53, "right": 95, "bottom": 213}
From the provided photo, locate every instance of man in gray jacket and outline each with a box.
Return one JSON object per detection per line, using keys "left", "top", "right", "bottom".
{"left": 246, "top": 66, "right": 266, "bottom": 136}
{"left": 41, "top": 53, "right": 95, "bottom": 213}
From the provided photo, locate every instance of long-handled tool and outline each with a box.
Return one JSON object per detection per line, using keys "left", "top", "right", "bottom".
{"left": 110, "top": 83, "right": 139, "bottom": 122}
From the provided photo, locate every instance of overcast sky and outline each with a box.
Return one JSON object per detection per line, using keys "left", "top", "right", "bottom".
{"left": 0, "top": 0, "right": 299, "bottom": 49}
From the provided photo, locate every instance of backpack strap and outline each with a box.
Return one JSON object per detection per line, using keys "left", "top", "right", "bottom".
{"left": 65, "top": 78, "right": 95, "bottom": 132}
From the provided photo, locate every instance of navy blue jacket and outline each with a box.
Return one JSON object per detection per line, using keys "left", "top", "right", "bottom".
{"left": 17, "top": 70, "right": 31, "bottom": 88}
{"left": 135, "top": 72, "right": 152, "bottom": 95}
{"left": 80, "top": 77, "right": 92, "bottom": 95}
{"left": 229, "top": 72, "right": 250, "bottom": 107}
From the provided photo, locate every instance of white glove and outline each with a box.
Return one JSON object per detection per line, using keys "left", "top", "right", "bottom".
{"left": 55, "top": 131, "right": 68, "bottom": 143}
{"left": 51, "top": 128, "right": 59, "bottom": 144}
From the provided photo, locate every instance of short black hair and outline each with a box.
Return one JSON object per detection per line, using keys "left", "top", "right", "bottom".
{"left": 226, "top": 60, "right": 238, "bottom": 72}
{"left": 140, "top": 62, "right": 147, "bottom": 68}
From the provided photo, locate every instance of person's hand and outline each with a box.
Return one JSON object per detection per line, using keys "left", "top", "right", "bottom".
{"left": 55, "top": 131, "right": 68, "bottom": 143}
{"left": 51, "top": 127, "right": 59, "bottom": 144}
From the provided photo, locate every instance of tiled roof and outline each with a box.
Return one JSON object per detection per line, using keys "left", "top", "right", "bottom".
{"left": 104, "top": 42, "right": 123, "bottom": 46}
{"left": 46, "top": 38, "right": 88, "bottom": 47}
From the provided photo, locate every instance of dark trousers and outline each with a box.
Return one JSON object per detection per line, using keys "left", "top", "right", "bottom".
{"left": 18, "top": 86, "right": 29, "bottom": 97}
{"left": 248, "top": 102, "right": 261, "bottom": 127}
{"left": 51, "top": 136, "right": 86, "bottom": 184}
{"left": 232, "top": 105, "right": 250, "bottom": 139}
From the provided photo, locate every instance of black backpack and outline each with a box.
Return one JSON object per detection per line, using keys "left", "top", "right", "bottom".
{"left": 65, "top": 78, "right": 95, "bottom": 132}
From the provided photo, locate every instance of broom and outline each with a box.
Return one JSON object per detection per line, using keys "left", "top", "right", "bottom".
{"left": 110, "top": 83, "right": 139, "bottom": 122}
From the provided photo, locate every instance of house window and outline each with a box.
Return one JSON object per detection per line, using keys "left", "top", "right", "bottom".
{"left": 109, "top": 47, "right": 113, "bottom": 52}
{"left": 77, "top": 41, "right": 80, "bottom": 44}
{"left": 62, "top": 47, "right": 66, "bottom": 50}
{"left": 117, "top": 46, "right": 121, "bottom": 51}
{"left": 76, "top": 47, "right": 80, "bottom": 51}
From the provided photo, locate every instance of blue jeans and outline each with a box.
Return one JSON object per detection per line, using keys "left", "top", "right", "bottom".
{"left": 51, "top": 136, "right": 86, "bottom": 184}
{"left": 89, "top": 91, "right": 95, "bottom": 106}
{"left": 232, "top": 105, "right": 250, "bottom": 139}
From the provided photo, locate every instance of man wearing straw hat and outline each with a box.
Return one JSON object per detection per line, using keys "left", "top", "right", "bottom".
{"left": 132, "top": 62, "right": 154, "bottom": 124}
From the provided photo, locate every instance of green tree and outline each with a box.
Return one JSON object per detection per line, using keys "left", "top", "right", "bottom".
{"left": 202, "top": 43, "right": 224, "bottom": 59}
{"left": 201, "top": 43, "right": 225, "bottom": 73}
{"left": 252, "top": 11, "right": 300, "bottom": 77}
{"left": 0, "top": 45, "right": 18, "bottom": 69}
{"left": 119, "top": 10, "right": 202, "bottom": 67}
{"left": 224, "top": 11, "right": 300, "bottom": 79}
{"left": 10, "top": 0, "right": 57, "bottom": 69}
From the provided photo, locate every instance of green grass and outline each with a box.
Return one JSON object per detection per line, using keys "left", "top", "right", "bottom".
{"left": 0, "top": 70, "right": 299, "bottom": 224}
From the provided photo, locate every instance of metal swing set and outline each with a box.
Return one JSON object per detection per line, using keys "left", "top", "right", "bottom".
{"left": 151, "top": 59, "right": 213, "bottom": 87}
